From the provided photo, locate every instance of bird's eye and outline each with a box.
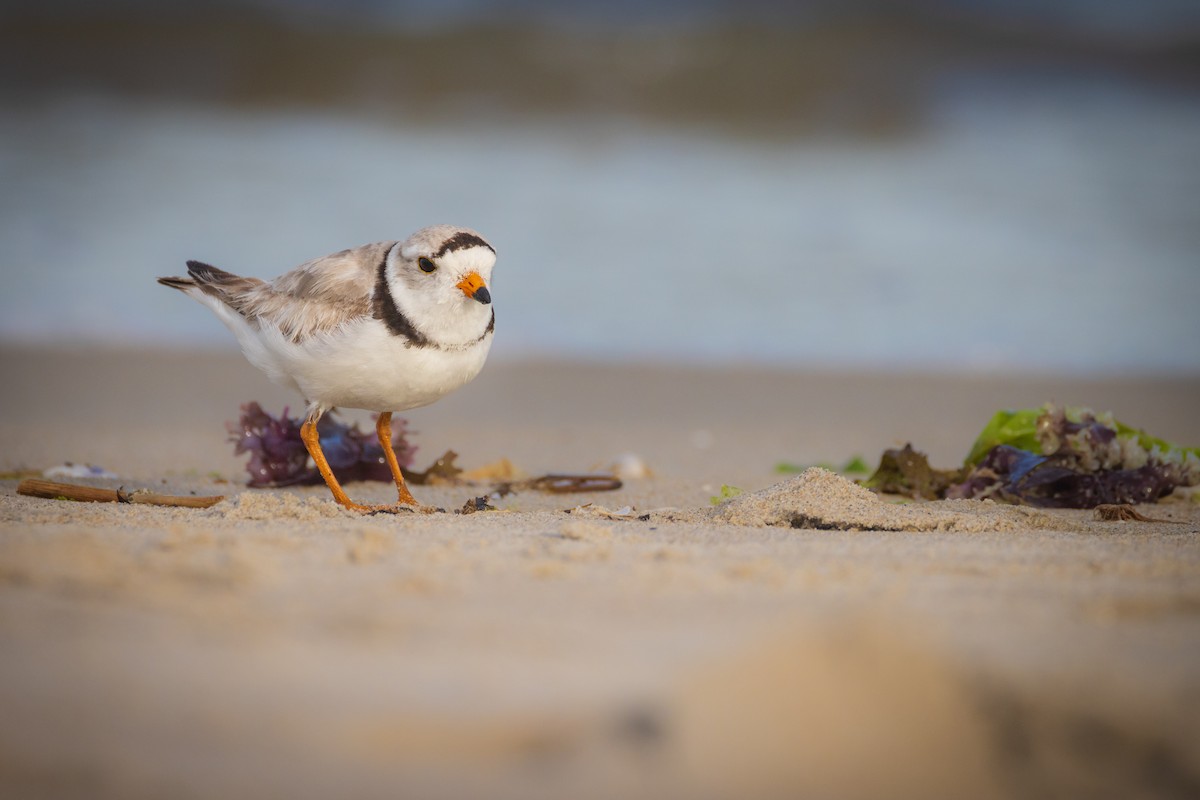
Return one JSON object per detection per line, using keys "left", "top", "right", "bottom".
{"left": 418, "top": 257, "right": 437, "bottom": 273}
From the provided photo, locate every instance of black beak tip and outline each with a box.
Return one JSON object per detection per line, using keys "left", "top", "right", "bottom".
{"left": 473, "top": 286, "right": 492, "bottom": 305}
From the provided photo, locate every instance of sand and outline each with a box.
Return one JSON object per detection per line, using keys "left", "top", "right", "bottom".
{"left": 2, "top": 346, "right": 1199, "bottom": 799}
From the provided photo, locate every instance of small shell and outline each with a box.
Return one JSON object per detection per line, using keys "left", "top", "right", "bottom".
{"left": 43, "top": 463, "right": 118, "bottom": 480}
{"left": 610, "top": 453, "right": 653, "bottom": 480}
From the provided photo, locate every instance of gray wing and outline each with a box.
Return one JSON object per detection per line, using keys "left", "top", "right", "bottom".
{"left": 162, "top": 241, "right": 394, "bottom": 342}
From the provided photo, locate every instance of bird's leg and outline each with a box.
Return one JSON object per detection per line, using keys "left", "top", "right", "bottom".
{"left": 376, "top": 411, "right": 419, "bottom": 506}
{"left": 300, "top": 412, "right": 375, "bottom": 513}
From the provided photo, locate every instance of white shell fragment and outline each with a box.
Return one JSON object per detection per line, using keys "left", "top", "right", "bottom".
{"left": 610, "top": 453, "right": 653, "bottom": 480}
{"left": 43, "top": 463, "right": 118, "bottom": 480}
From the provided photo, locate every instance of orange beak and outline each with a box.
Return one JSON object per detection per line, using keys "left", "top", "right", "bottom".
{"left": 456, "top": 272, "right": 491, "bottom": 305}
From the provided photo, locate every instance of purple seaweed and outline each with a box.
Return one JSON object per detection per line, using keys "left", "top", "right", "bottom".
{"left": 227, "top": 403, "right": 417, "bottom": 488}
{"left": 946, "top": 406, "right": 1195, "bottom": 507}
{"left": 946, "top": 445, "right": 1178, "bottom": 508}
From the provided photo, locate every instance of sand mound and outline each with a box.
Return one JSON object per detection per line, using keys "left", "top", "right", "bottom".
{"left": 705, "top": 468, "right": 1079, "bottom": 532}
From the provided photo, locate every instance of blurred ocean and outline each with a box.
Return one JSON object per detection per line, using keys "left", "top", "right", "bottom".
{"left": 2, "top": 2, "right": 1199, "bottom": 374}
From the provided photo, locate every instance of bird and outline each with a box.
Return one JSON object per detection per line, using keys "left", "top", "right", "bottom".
{"left": 158, "top": 224, "right": 496, "bottom": 513}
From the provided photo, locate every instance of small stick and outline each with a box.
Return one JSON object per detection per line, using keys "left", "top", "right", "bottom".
{"left": 17, "top": 479, "right": 224, "bottom": 509}
{"left": 528, "top": 474, "right": 623, "bottom": 493}
{"left": 494, "top": 474, "right": 623, "bottom": 495}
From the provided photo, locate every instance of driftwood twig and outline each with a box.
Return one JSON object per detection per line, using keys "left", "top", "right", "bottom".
{"left": 17, "top": 479, "right": 225, "bottom": 509}
{"left": 526, "top": 474, "right": 623, "bottom": 493}
{"left": 491, "top": 474, "right": 623, "bottom": 496}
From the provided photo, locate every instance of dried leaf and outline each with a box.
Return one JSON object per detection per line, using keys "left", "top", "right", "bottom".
{"left": 406, "top": 450, "right": 462, "bottom": 486}
{"left": 460, "top": 458, "right": 524, "bottom": 482}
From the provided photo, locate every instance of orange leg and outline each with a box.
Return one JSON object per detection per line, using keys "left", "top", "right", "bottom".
{"left": 376, "top": 411, "right": 418, "bottom": 506}
{"left": 300, "top": 417, "right": 375, "bottom": 512}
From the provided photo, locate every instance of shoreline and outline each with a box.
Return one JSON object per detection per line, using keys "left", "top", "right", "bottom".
{"left": 5, "top": 345, "right": 1199, "bottom": 482}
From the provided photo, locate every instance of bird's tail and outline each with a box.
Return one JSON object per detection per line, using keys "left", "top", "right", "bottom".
{"left": 156, "top": 275, "right": 195, "bottom": 291}
{"left": 157, "top": 261, "right": 245, "bottom": 292}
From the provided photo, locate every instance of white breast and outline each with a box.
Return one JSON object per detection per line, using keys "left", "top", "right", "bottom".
{"left": 250, "top": 317, "right": 493, "bottom": 413}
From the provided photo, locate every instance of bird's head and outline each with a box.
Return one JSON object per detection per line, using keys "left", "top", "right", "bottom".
{"left": 399, "top": 225, "right": 494, "bottom": 306}
{"left": 383, "top": 225, "right": 496, "bottom": 346}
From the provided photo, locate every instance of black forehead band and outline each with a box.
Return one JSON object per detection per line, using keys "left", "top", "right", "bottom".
{"left": 434, "top": 232, "right": 495, "bottom": 258}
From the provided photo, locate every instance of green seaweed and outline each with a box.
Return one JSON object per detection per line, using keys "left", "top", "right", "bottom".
{"left": 949, "top": 404, "right": 1199, "bottom": 507}
{"left": 965, "top": 406, "right": 1200, "bottom": 467}
{"left": 964, "top": 409, "right": 1041, "bottom": 466}
{"left": 775, "top": 456, "right": 870, "bottom": 475}
{"left": 1113, "top": 420, "right": 1200, "bottom": 461}
{"left": 841, "top": 456, "right": 871, "bottom": 474}
{"left": 710, "top": 484, "right": 743, "bottom": 505}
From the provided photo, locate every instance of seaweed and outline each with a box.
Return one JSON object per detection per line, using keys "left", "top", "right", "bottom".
{"left": 866, "top": 404, "right": 1199, "bottom": 508}
{"left": 964, "top": 409, "right": 1042, "bottom": 466}
{"left": 710, "top": 485, "right": 743, "bottom": 505}
{"left": 227, "top": 402, "right": 416, "bottom": 488}
{"left": 861, "top": 444, "right": 964, "bottom": 500}
{"left": 952, "top": 405, "right": 1199, "bottom": 507}
{"left": 776, "top": 456, "right": 870, "bottom": 475}
{"left": 945, "top": 444, "right": 1184, "bottom": 507}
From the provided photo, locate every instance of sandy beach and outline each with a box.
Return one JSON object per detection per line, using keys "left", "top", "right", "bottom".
{"left": 2, "top": 346, "right": 1199, "bottom": 799}
{"left": 4, "top": 4, "right": 1198, "bottom": 798}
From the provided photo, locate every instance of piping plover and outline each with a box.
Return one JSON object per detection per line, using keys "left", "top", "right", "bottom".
{"left": 158, "top": 224, "right": 496, "bottom": 512}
